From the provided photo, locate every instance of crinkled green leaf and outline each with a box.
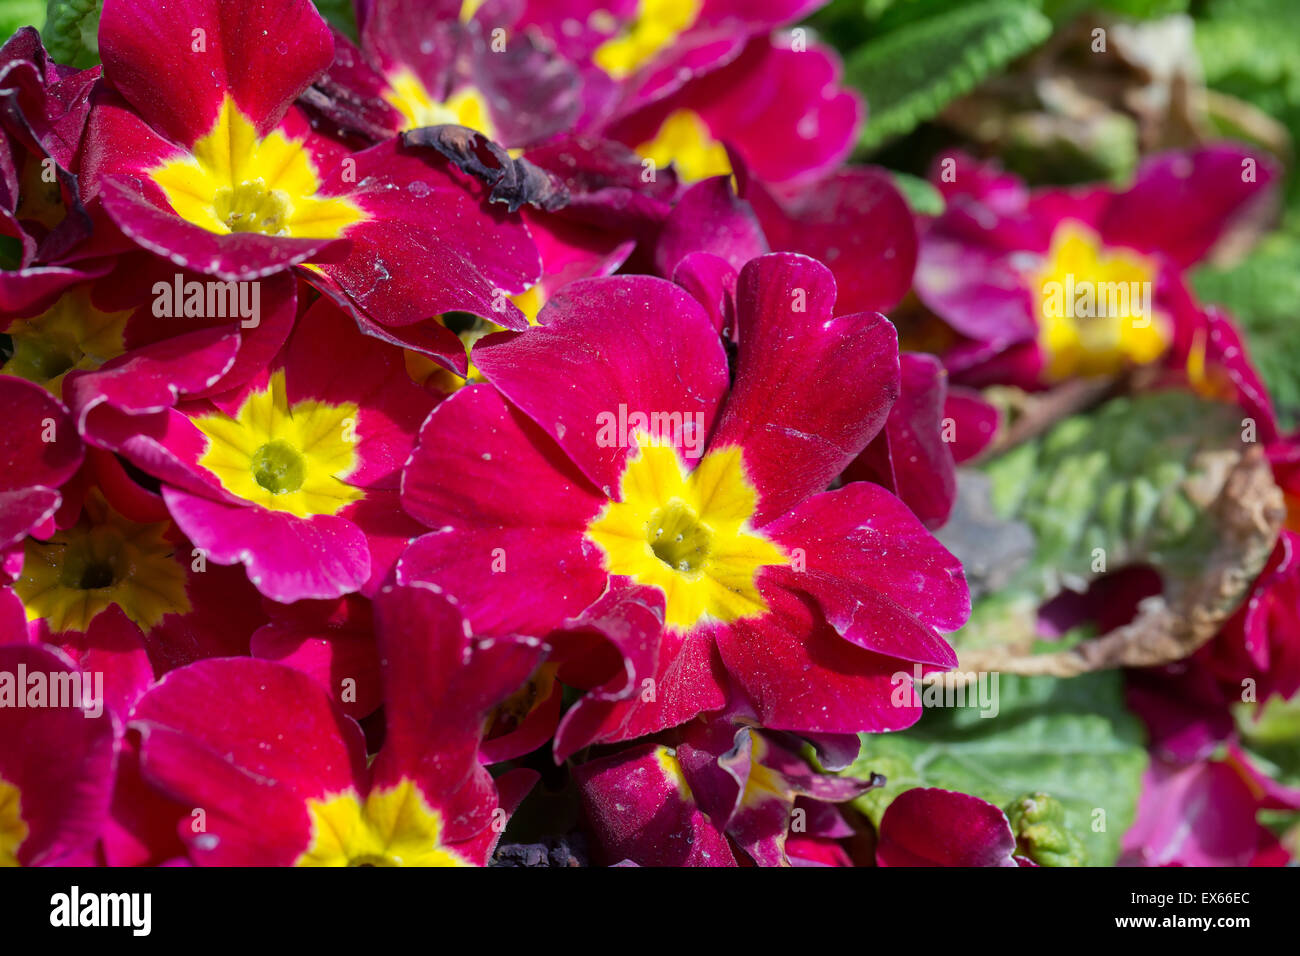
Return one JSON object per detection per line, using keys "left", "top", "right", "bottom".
{"left": 845, "top": 671, "right": 1148, "bottom": 865}
{"left": 804, "top": 0, "right": 972, "bottom": 55}
{"left": 844, "top": 0, "right": 1051, "bottom": 152}
{"left": 985, "top": 391, "right": 1244, "bottom": 594}
{"left": 943, "top": 391, "right": 1248, "bottom": 650}
{"left": 1007, "top": 791, "right": 1087, "bottom": 866}
{"left": 43, "top": 0, "right": 100, "bottom": 68}
{"left": 950, "top": 587, "right": 1040, "bottom": 651}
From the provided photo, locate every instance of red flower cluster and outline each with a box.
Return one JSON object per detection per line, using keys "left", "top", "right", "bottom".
{"left": 0, "top": 0, "right": 1294, "bottom": 869}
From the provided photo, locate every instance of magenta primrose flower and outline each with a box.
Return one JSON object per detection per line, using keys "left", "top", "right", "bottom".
{"left": 4, "top": 0, "right": 1298, "bottom": 876}
{"left": 576, "top": 716, "right": 877, "bottom": 866}
{"left": 1121, "top": 745, "right": 1300, "bottom": 867}
{"left": 915, "top": 146, "right": 1278, "bottom": 388}
{"left": 844, "top": 351, "right": 998, "bottom": 530}
{"left": 124, "top": 583, "right": 541, "bottom": 865}
{"left": 78, "top": 0, "right": 540, "bottom": 342}
{"left": 9, "top": 474, "right": 268, "bottom": 685}
{"left": 650, "top": 184, "right": 992, "bottom": 529}
{"left": 1204, "top": 529, "right": 1300, "bottom": 703}
{"left": 505, "top": 0, "right": 822, "bottom": 129}
{"left": 306, "top": 0, "right": 581, "bottom": 150}
{"left": 606, "top": 32, "right": 860, "bottom": 188}
{"left": 68, "top": 296, "right": 436, "bottom": 603}
{"left": 399, "top": 252, "right": 970, "bottom": 744}
{"left": 4, "top": 253, "right": 298, "bottom": 411}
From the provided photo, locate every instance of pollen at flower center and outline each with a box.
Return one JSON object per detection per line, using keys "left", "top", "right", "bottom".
{"left": 2, "top": 287, "right": 129, "bottom": 398}
{"left": 148, "top": 96, "right": 365, "bottom": 240}
{"left": 15, "top": 493, "right": 192, "bottom": 634}
{"left": 648, "top": 499, "right": 712, "bottom": 573}
{"left": 586, "top": 440, "right": 786, "bottom": 631}
{"left": 192, "top": 369, "right": 364, "bottom": 518}
{"left": 295, "top": 780, "right": 471, "bottom": 867}
{"left": 214, "top": 179, "right": 292, "bottom": 235}
{"left": 251, "top": 439, "right": 307, "bottom": 495}
{"left": 58, "top": 530, "right": 123, "bottom": 591}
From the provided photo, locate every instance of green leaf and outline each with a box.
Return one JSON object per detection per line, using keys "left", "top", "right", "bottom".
{"left": 867, "top": 0, "right": 1023, "bottom": 34}
{"left": 313, "top": 0, "right": 358, "bottom": 42}
{"left": 936, "top": 392, "right": 1255, "bottom": 652}
{"left": 1196, "top": 0, "right": 1300, "bottom": 105}
{"left": 845, "top": 0, "right": 1051, "bottom": 153}
{"left": 0, "top": 235, "right": 22, "bottom": 272}
{"left": 1194, "top": 0, "right": 1300, "bottom": 209}
{"left": 43, "top": 0, "right": 100, "bottom": 68}
{"left": 844, "top": 671, "right": 1149, "bottom": 865}
{"left": 1007, "top": 791, "right": 1087, "bottom": 866}
{"left": 1237, "top": 695, "right": 1300, "bottom": 789}
{"left": 889, "top": 170, "right": 945, "bottom": 215}
{"left": 1043, "top": 0, "right": 1188, "bottom": 22}
{"left": 1, "top": 1, "right": 46, "bottom": 41}
{"left": 1236, "top": 696, "right": 1300, "bottom": 845}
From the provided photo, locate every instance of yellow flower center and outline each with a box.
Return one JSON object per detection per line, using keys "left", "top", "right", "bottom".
{"left": 15, "top": 493, "right": 191, "bottom": 634}
{"left": 2, "top": 287, "right": 130, "bottom": 398}
{"left": 406, "top": 293, "right": 544, "bottom": 392}
{"left": 1030, "top": 222, "right": 1169, "bottom": 381}
{"left": 586, "top": 440, "right": 786, "bottom": 631}
{"left": 635, "top": 109, "right": 732, "bottom": 184}
{"left": 382, "top": 70, "right": 497, "bottom": 139}
{"left": 149, "top": 97, "right": 365, "bottom": 238}
{"left": 192, "top": 369, "right": 364, "bottom": 518}
{"left": 594, "top": 0, "right": 702, "bottom": 78}
{"left": 296, "top": 780, "right": 472, "bottom": 867}
{"left": 0, "top": 777, "right": 27, "bottom": 867}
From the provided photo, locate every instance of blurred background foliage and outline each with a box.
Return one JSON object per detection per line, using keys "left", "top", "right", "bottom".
{"left": 804, "top": 0, "right": 1300, "bottom": 428}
